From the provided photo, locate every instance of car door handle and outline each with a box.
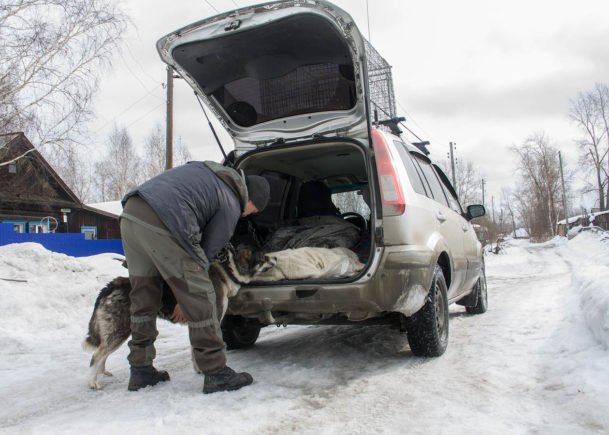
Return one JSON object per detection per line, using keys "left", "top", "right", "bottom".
{"left": 436, "top": 212, "right": 446, "bottom": 223}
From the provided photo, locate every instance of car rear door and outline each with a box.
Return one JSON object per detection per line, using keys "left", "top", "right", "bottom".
{"left": 408, "top": 155, "right": 467, "bottom": 298}
{"left": 433, "top": 165, "right": 481, "bottom": 294}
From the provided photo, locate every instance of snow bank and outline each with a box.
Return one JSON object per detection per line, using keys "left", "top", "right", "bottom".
{"left": 562, "top": 233, "right": 609, "bottom": 348}
{"left": 0, "top": 243, "right": 126, "bottom": 350}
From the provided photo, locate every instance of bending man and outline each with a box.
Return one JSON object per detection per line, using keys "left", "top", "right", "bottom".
{"left": 120, "top": 160, "right": 270, "bottom": 394}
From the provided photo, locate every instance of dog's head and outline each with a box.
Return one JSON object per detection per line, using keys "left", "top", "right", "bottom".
{"left": 222, "top": 244, "right": 277, "bottom": 284}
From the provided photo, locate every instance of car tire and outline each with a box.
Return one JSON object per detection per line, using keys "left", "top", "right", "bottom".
{"left": 405, "top": 264, "right": 449, "bottom": 357}
{"left": 221, "top": 315, "right": 262, "bottom": 350}
{"left": 466, "top": 258, "right": 488, "bottom": 314}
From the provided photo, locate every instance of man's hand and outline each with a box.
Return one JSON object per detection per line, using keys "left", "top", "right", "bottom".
{"left": 171, "top": 304, "right": 187, "bottom": 323}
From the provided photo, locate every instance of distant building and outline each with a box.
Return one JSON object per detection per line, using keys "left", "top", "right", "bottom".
{"left": 0, "top": 132, "right": 121, "bottom": 239}
{"left": 556, "top": 210, "right": 609, "bottom": 237}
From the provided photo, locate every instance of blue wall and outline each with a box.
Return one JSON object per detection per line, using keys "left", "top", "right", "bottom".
{"left": 0, "top": 223, "right": 124, "bottom": 257}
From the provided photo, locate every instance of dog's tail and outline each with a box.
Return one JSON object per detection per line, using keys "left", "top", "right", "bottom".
{"left": 82, "top": 335, "right": 100, "bottom": 353}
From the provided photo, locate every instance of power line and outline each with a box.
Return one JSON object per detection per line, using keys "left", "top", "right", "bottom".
{"left": 117, "top": 50, "right": 154, "bottom": 92}
{"left": 203, "top": 0, "right": 219, "bottom": 13}
{"left": 94, "top": 85, "right": 164, "bottom": 133}
{"left": 395, "top": 99, "right": 435, "bottom": 142}
{"left": 122, "top": 41, "right": 164, "bottom": 88}
{"left": 365, "top": 0, "right": 371, "bottom": 43}
{"left": 124, "top": 101, "right": 166, "bottom": 130}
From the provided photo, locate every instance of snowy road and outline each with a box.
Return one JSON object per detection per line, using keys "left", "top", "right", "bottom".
{"left": 1, "top": 237, "right": 608, "bottom": 434}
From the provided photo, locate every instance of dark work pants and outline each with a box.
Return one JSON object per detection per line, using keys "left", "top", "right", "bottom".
{"left": 120, "top": 214, "right": 226, "bottom": 374}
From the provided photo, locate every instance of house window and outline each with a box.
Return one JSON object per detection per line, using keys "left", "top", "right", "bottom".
{"left": 81, "top": 226, "right": 97, "bottom": 240}
{"left": 8, "top": 162, "right": 16, "bottom": 174}
{"left": 28, "top": 221, "right": 49, "bottom": 233}
{"left": 2, "top": 221, "right": 26, "bottom": 233}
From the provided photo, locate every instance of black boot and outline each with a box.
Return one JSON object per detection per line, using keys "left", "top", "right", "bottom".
{"left": 128, "top": 366, "right": 170, "bottom": 391}
{"left": 203, "top": 366, "right": 253, "bottom": 394}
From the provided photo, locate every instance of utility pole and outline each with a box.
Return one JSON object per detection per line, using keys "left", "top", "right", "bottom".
{"left": 559, "top": 151, "right": 568, "bottom": 221}
{"left": 491, "top": 195, "right": 495, "bottom": 222}
{"left": 449, "top": 142, "right": 456, "bottom": 187}
{"left": 481, "top": 178, "right": 486, "bottom": 208}
{"left": 165, "top": 66, "right": 174, "bottom": 171}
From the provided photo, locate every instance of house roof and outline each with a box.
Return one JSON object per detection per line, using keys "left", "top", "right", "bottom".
{"left": 85, "top": 201, "right": 122, "bottom": 218}
{"left": 0, "top": 132, "right": 81, "bottom": 205}
{"left": 557, "top": 209, "right": 609, "bottom": 225}
{"left": 0, "top": 133, "right": 19, "bottom": 148}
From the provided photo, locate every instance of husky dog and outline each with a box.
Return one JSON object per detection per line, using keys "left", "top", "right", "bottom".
{"left": 255, "top": 246, "right": 364, "bottom": 281}
{"left": 83, "top": 244, "right": 276, "bottom": 390}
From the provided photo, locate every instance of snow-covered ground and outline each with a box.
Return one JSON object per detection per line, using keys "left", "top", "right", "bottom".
{"left": 0, "top": 234, "right": 608, "bottom": 434}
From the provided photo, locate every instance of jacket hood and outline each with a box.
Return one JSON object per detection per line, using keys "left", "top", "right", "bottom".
{"left": 204, "top": 161, "right": 248, "bottom": 210}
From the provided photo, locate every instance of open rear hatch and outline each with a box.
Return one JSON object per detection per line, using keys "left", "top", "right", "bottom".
{"left": 156, "top": 0, "right": 370, "bottom": 152}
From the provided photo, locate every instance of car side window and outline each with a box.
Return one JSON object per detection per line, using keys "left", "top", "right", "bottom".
{"left": 393, "top": 141, "right": 428, "bottom": 196}
{"left": 433, "top": 165, "right": 464, "bottom": 215}
{"left": 412, "top": 156, "right": 450, "bottom": 208}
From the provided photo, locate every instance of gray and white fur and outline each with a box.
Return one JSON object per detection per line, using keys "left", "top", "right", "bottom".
{"left": 82, "top": 245, "right": 276, "bottom": 390}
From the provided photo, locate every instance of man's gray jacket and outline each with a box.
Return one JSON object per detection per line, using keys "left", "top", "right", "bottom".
{"left": 121, "top": 161, "right": 249, "bottom": 270}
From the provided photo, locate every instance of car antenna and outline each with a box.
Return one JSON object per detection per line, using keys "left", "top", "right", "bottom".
{"left": 194, "top": 92, "right": 230, "bottom": 164}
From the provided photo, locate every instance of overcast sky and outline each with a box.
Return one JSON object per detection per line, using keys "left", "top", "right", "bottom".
{"left": 90, "top": 0, "right": 609, "bottom": 210}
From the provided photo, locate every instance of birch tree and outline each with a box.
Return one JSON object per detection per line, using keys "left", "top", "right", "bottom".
{"left": 94, "top": 125, "right": 140, "bottom": 201}
{"left": 141, "top": 123, "right": 192, "bottom": 180}
{"left": 569, "top": 83, "right": 609, "bottom": 211}
{"left": 0, "top": 0, "right": 127, "bottom": 159}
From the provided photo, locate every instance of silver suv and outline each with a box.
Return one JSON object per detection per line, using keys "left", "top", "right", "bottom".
{"left": 158, "top": 0, "right": 487, "bottom": 357}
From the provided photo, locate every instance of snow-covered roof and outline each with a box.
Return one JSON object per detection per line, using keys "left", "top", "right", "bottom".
{"left": 557, "top": 209, "right": 609, "bottom": 225}
{"left": 85, "top": 201, "right": 122, "bottom": 218}
{"left": 589, "top": 209, "right": 609, "bottom": 222}
{"left": 557, "top": 214, "right": 584, "bottom": 225}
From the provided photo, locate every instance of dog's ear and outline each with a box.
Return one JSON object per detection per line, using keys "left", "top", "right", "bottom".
{"left": 257, "top": 255, "right": 277, "bottom": 274}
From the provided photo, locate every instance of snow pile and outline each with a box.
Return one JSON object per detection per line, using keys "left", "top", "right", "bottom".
{"left": 0, "top": 243, "right": 126, "bottom": 353}
{"left": 562, "top": 233, "right": 609, "bottom": 348}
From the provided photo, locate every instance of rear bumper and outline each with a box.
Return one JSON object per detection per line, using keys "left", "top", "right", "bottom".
{"left": 227, "top": 245, "right": 435, "bottom": 323}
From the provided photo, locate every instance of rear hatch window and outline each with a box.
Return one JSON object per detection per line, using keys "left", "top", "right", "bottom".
{"left": 170, "top": 14, "right": 356, "bottom": 127}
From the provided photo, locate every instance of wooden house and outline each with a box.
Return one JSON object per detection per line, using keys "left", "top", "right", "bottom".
{"left": 0, "top": 132, "right": 120, "bottom": 239}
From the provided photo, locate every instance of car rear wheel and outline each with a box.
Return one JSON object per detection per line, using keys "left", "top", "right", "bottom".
{"left": 221, "top": 315, "right": 262, "bottom": 350}
{"left": 466, "top": 259, "right": 488, "bottom": 314}
{"left": 405, "top": 265, "right": 449, "bottom": 357}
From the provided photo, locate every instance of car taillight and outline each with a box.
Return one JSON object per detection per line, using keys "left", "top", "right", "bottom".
{"left": 372, "top": 129, "right": 405, "bottom": 216}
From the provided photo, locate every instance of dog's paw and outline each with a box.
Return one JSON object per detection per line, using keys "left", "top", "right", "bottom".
{"left": 103, "top": 370, "right": 113, "bottom": 377}
{"left": 88, "top": 380, "right": 103, "bottom": 390}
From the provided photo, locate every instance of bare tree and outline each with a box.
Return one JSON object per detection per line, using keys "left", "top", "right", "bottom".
{"left": 174, "top": 136, "right": 192, "bottom": 167}
{"left": 94, "top": 125, "right": 140, "bottom": 201}
{"left": 142, "top": 123, "right": 166, "bottom": 180}
{"left": 569, "top": 83, "right": 609, "bottom": 211}
{"left": 511, "top": 183, "right": 534, "bottom": 237}
{"left": 500, "top": 188, "right": 522, "bottom": 237}
{"left": 595, "top": 84, "right": 609, "bottom": 207}
{"left": 0, "top": 0, "right": 128, "bottom": 160}
{"left": 441, "top": 158, "right": 482, "bottom": 206}
{"left": 512, "top": 132, "right": 562, "bottom": 240}
{"left": 57, "top": 146, "right": 94, "bottom": 202}
{"left": 141, "top": 124, "right": 193, "bottom": 180}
